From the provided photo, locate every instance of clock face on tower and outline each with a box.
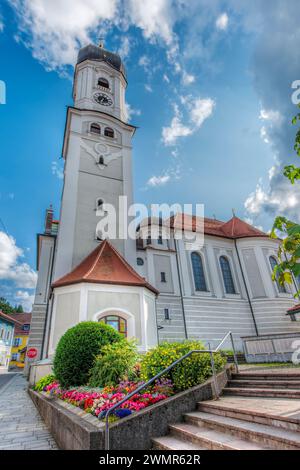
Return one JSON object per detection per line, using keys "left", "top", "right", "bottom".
{"left": 93, "top": 92, "right": 113, "bottom": 107}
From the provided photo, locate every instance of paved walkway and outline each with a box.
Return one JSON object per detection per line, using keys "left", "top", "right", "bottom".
{"left": 0, "top": 373, "right": 58, "bottom": 450}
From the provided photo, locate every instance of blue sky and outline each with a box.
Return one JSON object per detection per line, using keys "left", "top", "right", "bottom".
{"left": 0, "top": 0, "right": 299, "bottom": 311}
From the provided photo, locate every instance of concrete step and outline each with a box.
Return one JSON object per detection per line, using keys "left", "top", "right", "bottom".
{"left": 152, "top": 435, "right": 205, "bottom": 450}
{"left": 168, "top": 423, "right": 269, "bottom": 450}
{"left": 228, "top": 379, "right": 300, "bottom": 389}
{"left": 232, "top": 373, "right": 300, "bottom": 381}
{"left": 198, "top": 402, "right": 300, "bottom": 432}
{"left": 223, "top": 387, "right": 300, "bottom": 399}
{"left": 185, "top": 411, "right": 300, "bottom": 450}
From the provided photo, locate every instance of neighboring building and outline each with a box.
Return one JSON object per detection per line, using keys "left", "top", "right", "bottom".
{"left": 27, "top": 41, "right": 300, "bottom": 365}
{"left": 0, "top": 311, "right": 15, "bottom": 371}
{"left": 135, "top": 214, "right": 300, "bottom": 349}
{"left": 9, "top": 313, "right": 32, "bottom": 368}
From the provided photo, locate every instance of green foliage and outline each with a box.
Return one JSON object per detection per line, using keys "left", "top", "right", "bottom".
{"left": 0, "top": 297, "right": 23, "bottom": 315}
{"left": 270, "top": 104, "right": 300, "bottom": 299}
{"left": 53, "top": 321, "right": 122, "bottom": 388}
{"left": 140, "top": 341, "right": 227, "bottom": 392}
{"left": 283, "top": 165, "right": 300, "bottom": 184}
{"left": 88, "top": 339, "right": 139, "bottom": 387}
{"left": 220, "top": 349, "right": 243, "bottom": 356}
{"left": 271, "top": 216, "right": 300, "bottom": 298}
{"left": 34, "top": 374, "right": 56, "bottom": 392}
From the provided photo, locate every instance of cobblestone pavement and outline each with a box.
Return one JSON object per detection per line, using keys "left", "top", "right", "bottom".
{"left": 0, "top": 373, "right": 58, "bottom": 450}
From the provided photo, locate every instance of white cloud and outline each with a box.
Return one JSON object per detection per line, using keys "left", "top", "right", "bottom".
{"left": 127, "top": 0, "right": 174, "bottom": 45}
{"left": 52, "top": 161, "right": 64, "bottom": 180}
{"left": 244, "top": 166, "right": 300, "bottom": 223}
{"left": 162, "top": 104, "right": 193, "bottom": 146}
{"left": 216, "top": 12, "right": 229, "bottom": 31}
{"left": 147, "top": 174, "right": 170, "bottom": 187}
{"left": 162, "top": 96, "right": 215, "bottom": 146}
{"left": 138, "top": 55, "right": 150, "bottom": 69}
{"left": 0, "top": 231, "right": 37, "bottom": 289}
{"left": 0, "top": 20, "right": 4, "bottom": 32}
{"left": 189, "top": 97, "right": 215, "bottom": 127}
{"left": 15, "top": 290, "right": 35, "bottom": 312}
{"left": 118, "top": 36, "right": 131, "bottom": 59}
{"left": 145, "top": 84, "right": 153, "bottom": 93}
{"left": 8, "top": 0, "right": 182, "bottom": 73}
{"left": 163, "top": 74, "right": 170, "bottom": 83}
{"left": 146, "top": 163, "right": 181, "bottom": 188}
{"left": 182, "top": 70, "right": 195, "bottom": 85}
{"left": 259, "top": 109, "right": 282, "bottom": 123}
{"left": 8, "top": 0, "right": 118, "bottom": 71}
{"left": 124, "top": 102, "right": 141, "bottom": 121}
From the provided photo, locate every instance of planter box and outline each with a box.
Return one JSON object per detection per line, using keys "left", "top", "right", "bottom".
{"left": 29, "top": 367, "right": 231, "bottom": 450}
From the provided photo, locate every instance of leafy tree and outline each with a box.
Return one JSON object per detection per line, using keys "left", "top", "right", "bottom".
{"left": 271, "top": 105, "right": 300, "bottom": 299}
{"left": 0, "top": 297, "right": 23, "bottom": 315}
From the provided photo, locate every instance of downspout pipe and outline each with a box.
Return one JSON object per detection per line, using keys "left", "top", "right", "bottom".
{"left": 234, "top": 239, "right": 259, "bottom": 336}
{"left": 174, "top": 239, "right": 188, "bottom": 340}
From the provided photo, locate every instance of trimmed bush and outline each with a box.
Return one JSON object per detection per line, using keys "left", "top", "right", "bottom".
{"left": 89, "top": 339, "right": 139, "bottom": 387}
{"left": 53, "top": 321, "right": 122, "bottom": 388}
{"left": 140, "top": 340, "right": 227, "bottom": 392}
{"left": 34, "top": 374, "right": 56, "bottom": 392}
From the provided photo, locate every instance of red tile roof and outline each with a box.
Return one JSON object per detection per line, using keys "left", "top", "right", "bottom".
{"left": 52, "top": 239, "right": 158, "bottom": 294}
{"left": 0, "top": 310, "right": 18, "bottom": 326}
{"left": 168, "top": 214, "right": 268, "bottom": 239}
{"left": 7, "top": 313, "right": 32, "bottom": 335}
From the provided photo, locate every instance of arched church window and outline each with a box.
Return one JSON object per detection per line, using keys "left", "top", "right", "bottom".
{"left": 191, "top": 252, "right": 207, "bottom": 292}
{"left": 220, "top": 255, "right": 236, "bottom": 294}
{"left": 98, "top": 77, "right": 109, "bottom": 89}
{"left": 104, "top": 127, "right": 114, "bottom": 138}
{"left": 98, "top": 156, "right": 104, "bottom": 165}
{"left": 269, "top": 256, "right": 287, "bottom": 293}
{"left": 99, "top": 315, "right": 127, "bottom": 337}
{"left": 90, "top": 123, "right": 101, "bottom": 134}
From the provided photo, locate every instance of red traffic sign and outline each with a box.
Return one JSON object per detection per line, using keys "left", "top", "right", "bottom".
{"left": 27, "top": 347, "right": 38, "bottom": 359}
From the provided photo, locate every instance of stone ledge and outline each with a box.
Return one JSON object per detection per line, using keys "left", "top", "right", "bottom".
{"left": 28, "top": 367, "right": 231, "bottom": 450}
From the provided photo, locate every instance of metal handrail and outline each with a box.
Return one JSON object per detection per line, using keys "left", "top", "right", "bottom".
{"left": 104, "top": 330, "right": 238, "bottom": 450}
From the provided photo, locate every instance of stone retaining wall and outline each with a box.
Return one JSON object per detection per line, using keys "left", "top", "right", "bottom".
{"left": 242, "top": 332, "right": 300, "bottom": 363}
{"left": 29, "top": 367, "right": 231, "bottom": 450}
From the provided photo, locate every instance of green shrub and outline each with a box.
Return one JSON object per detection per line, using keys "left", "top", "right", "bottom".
{"left": 34, "top": 374, "right": 56, "bottom": 392}
{"left": 220, "top": 349, "right": 243, "bottom": 356}
{"left": 53, "top": 321, "right": 122, "bottom": 388}
{"left": 89, "top": 339, "right": 139, "bottom": 387}
{"left": 140, "top": 340, "right": 227, "bottom": 392}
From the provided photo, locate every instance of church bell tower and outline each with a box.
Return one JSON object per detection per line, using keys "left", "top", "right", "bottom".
{"left": 53, "top": 41, "right": 137, "bottom": 281}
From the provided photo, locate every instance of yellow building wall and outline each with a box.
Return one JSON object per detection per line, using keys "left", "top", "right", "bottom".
{"left": 10, "top": 335, "right": 29, "bottom": 368}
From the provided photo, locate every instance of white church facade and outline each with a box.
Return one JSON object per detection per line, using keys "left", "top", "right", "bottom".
{"left": 27, "top": 42, "right": 300, "bottom": 362}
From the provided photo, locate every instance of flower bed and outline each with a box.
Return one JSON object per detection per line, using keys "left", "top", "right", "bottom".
{"left": 43, "top": 379, "right": 174, "bottom": 421}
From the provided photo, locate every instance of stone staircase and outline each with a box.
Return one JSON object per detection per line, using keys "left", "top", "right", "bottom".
{"left": 152, "top": 371, "right": 300, "bottom": 450}
{"left": 224, "top": 372, "right": 300, "bottom": 399}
